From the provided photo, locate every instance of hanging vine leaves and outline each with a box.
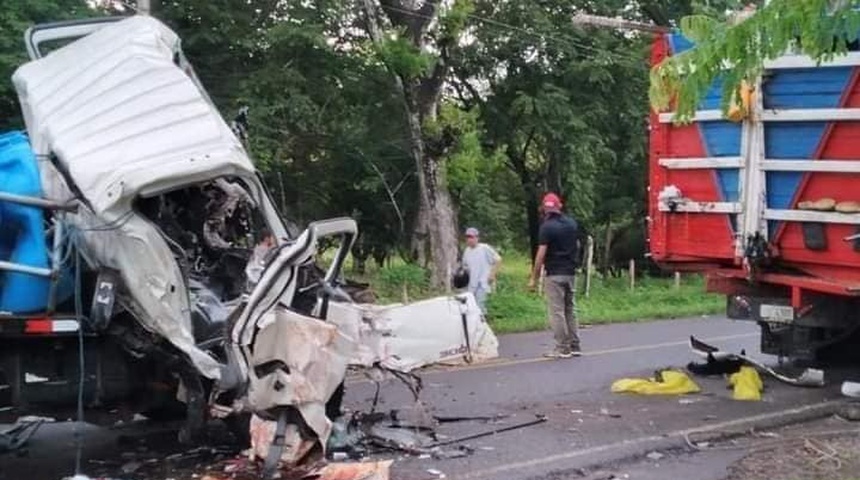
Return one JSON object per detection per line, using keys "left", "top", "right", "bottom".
{"left": 650, "top": 0, "right": 860, "bottom": 122}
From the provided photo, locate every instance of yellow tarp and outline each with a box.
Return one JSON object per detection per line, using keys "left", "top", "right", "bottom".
{"left": 611, "top": 369, "right": 701, "bottom": 396}
{"left": 729, "top": 366, "right": 763, "bottom": 401}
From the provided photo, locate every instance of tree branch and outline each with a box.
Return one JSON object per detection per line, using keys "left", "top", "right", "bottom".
{"left": 639, "top": 3, "right": 671, "bottom": 28}
{"left": 378, "top": 0, "right": 412, "bottom": 30}
{"left": 364, "top": 154, "right": 406, "bottom": 234}
{"left": 521, "top": 127, "right": 536, "bottom": 163}
{"left": 379, "top": 0, "right": 440, "bottom": 43}
{"left": 451, "top": 79, "right": 474, "bottom": 109}
{"left": 453, "top": 69, "right": 484, "bottom": 108}
{"left": 418, "top": 46, "right": 449, "bottom": 116}
{"left": 391, "top": 172, "right": 413, "bottom": 196}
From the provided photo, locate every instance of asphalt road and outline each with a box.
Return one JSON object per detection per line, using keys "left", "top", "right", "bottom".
{"left": 341, "top": 316, "right": 848, "bottom": 480}
{"left": 0, "top": 316, "right": 849, "bottom": 480}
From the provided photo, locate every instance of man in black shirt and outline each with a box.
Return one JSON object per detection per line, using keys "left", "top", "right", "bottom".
{"left": 528, "top": 193, "right": 582, "bottom": 358}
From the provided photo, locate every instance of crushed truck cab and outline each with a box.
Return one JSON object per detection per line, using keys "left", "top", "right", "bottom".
{"left": 649, "top": 33, "right": 860, "bottom": 360}
{"left": 0, "top": 15, "right": 498, "bottom": 463}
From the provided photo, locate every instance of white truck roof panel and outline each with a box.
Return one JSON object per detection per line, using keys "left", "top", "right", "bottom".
{"left": 12, "top": 15, "right": 255, "bottom": 213}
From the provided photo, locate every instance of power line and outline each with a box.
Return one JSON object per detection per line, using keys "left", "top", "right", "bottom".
{"left": 375, "top": 2, "right": 649, "bottom": 63}
{"left": 572, "top": 13, "right": 669, "bottom": 34}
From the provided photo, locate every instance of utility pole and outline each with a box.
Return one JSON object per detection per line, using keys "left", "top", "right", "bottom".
{"left": 572, "top": 13, "right": 669, "bottom": 34}
{"left": 137, "top": 0, "right": 155, "bottom": 16}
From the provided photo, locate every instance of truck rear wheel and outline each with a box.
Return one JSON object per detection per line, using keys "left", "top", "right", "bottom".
{"left": 760, "top": 322, "right": 860, "bottom": 365}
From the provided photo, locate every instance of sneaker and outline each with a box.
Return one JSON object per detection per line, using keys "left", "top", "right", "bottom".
{"left": 543, "top": 350, "right": 574, "bottom": 359}
{"left": 570, "top": 349, "right": 583, "bottom": 357}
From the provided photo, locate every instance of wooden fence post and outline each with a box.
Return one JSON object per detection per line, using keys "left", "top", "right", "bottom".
{"left": 446, "top": 264, "right": 452, "bottom": 294}
{"left": 584, "top": 235, "right": 594, "bottom": 298}
{"left": 674, "top": 271, "right": 681, "bottom": 290}
{"left": 538, "top": 266, "right": 546, "bottom": 296}
{"left": 629, "top": 259, "right": 636, "bottom": 291}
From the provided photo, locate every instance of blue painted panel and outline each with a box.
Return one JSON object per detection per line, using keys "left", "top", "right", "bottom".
{"left": 669, "top": 33, "right": 741, "bottom": 206}
{"left": 764, "top": 123, "right": 825, "bottom": 210}
{"left": 764, "top": 67, "right": 852, "bottom": 109}
{"left": 717, "top": 168, "right": 740, "bottom": 203}
{"left": 700, "top": 122, "right": 741, "bottom": 202}
{"left": 666, "top": 33, "right": 853, "bottom": 235}
{"left": 668, "top": 33, "right": 694, "bottom": 54}
{"left": 763, "top": 67, "right": 848, "bottom": 210}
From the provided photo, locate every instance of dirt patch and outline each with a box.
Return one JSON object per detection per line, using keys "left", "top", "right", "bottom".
{"left": 727, "top": 434, "right": 860, "bottom": 480}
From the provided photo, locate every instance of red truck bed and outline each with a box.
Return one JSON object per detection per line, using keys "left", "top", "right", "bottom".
{"left": 649, "top": 33, "right": 860, "bottom": 296}
{"left": 648, "top": 33, "right": 860, "bottom": 359}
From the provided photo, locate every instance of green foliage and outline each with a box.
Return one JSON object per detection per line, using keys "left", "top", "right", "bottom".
{"left": 439, "top": 0, "right": 475, "bottom": 40}
{"left": 454, "top": 0, "right": 652, "bottom": 258}
{"left": 651, "top": 0, "right": 860, "bottom": 122}
{"left": 0, "top": 0, "right": 92, "bottom": 130}
{"left": 1, "top": 0, "right": 700, "bottom": 282}
{"left": 373, "top": 263, "right": 430, "bottom": 299}
{"left": 358, "top": 255, "right": 723, "bottom": 333}
{"left": 375, "top": 34, "right": 434, "bottom": 79}
{"left": 488, "top": 256, "right": 723, "bottom": 333}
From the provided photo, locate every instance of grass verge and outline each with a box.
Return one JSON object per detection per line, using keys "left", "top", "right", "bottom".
{"left": 351, "top": 255, "right": 724, "bottom": 335}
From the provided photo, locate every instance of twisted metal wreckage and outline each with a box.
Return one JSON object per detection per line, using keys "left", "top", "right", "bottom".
{"left": 4, "top": 14, "right": 498, "bottom": 473}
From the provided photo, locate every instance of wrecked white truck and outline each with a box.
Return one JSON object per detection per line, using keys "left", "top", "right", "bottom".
{"left": 0, "top": 15, "right": 497, "bottom": 467}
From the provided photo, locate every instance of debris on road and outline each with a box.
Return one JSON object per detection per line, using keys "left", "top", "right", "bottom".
{"left": 611, "top": 369, "right": 700, "bottom": 395}
{"left": 426, "top": 468, "right": 446, "bottom": 478}
{"left": 317, "top": 460, "right": 392, "bottom": 480}
{"left": 690, "top": 336, "right": 824, "bottom": 387}
{"left": 729, "top": 366, "right": 764, "bottom": 401}
{"left": 433, "top": 414, "right": 509, "bottom": 423}
{"left": 840, "top": 381, "right": 860, "bottom": 398}
{"left": 837, "top": 403, "right": 860, "bottom": 422}
{"left": 322, "top": 406, "right": 533, "bottom": 463}
{"left": 327, "top": 295, "right": 499, "bottom": 372}
{"left": 429, "top": 414, "right": 548, "bottom": 447}
{"left": 0, "top": 416, "right": 48, "bottom": 453}
{"left": 646, "top": 451, "right": 665, "bottom": 461}
{"left": 687, "top": 352, "right": 744, "bottom": 376}
{"left": 599, "top": 408, "right": 622, "bottom": 418}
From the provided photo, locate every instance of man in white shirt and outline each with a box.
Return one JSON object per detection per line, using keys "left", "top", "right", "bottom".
{"left": 461, "top": 227, "right": 502, "bottom": 315}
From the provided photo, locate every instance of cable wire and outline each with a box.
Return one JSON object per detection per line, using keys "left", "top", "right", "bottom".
{"left": 73, "top": 230, "right": 86, "bottom": 475}
{"left": 375, "top": 2, "right": 648, "bottom": 63}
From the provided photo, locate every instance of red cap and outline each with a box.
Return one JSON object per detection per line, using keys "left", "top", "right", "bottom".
{"left": 542, "top": 192, "right": 563, "bottom": 211}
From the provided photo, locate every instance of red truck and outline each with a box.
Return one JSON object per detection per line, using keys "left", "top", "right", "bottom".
{"left": 649, "top": 32, "right": 860, "bottom": 361}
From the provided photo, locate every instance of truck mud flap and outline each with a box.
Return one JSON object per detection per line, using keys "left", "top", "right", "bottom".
{"left": 690, "top": 336, "right": 824, "bottom": 387}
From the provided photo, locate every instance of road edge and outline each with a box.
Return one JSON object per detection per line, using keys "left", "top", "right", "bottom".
{"left": 454, "top": 399, "right": 843, "bottom": 480}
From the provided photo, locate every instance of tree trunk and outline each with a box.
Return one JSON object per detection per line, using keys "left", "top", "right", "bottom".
{"left": 506, "top": 141, "right": 541, "bottom": 261}
{"left": 401, "top": 78, "right": 457, "bottom": 283}
{"left": 525, "top": 185, "right": 541, "bottom": 262}
{"left": 602, "top": 216, "right": 613, "bottom": 274}
{"left": 363, "top": 0, "right": 459, "bottom": 289}
{"left": 410, "top": 200, "right": 430, "bottom": 268}
{"left": 351, "top": 233, "right": 369, "bottom": 275}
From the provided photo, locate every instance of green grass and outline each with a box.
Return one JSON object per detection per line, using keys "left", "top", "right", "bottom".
{"left": 348, "top": 255, "right": 724, "bottom": 335}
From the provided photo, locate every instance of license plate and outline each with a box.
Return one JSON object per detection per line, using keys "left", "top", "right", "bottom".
{"left": 760, "top": 304, "right": 794, "bottom": 323}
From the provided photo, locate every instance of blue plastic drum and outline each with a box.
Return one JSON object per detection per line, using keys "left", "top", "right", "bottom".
{"left": 0, "top": 131, "right": 52, "bottom": 313}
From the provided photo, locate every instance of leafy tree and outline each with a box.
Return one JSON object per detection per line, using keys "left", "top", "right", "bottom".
{"left": 1, "top": 0, "right": 714, "bottom": 278}
{"left": 224, "top": 1, "right": 421, "bottom": 268}
{"left": 0, "top": 1, "right": 92, "bottom": 130}
{"left": 649, "top": 0, "right": 860, "bottom": 120}
{"left": 361, "top": 0, "right": 468, "bottom": 287}
{"left": 453, "top": 0, "right": 652, "bottom": 263}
